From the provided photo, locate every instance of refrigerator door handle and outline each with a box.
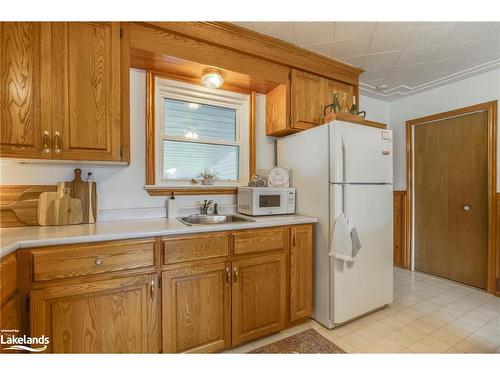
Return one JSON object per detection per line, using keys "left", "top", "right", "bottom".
{"left": 341, "top": 135, "right": 348, "bottom": 214}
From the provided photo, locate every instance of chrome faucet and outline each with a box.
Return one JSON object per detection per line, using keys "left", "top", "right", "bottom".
{"left": 201, "top": 200, "right": 214, "bottom": 215}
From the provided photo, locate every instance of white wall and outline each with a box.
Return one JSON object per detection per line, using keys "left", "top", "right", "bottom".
{"left": 390, "top": 68, "right": 500, "bottom": 191}
{"left": 0, "top": 69, "right": 275, "bottom": 219}
{"left": 359, "top": 95, "right": 391, "bottom": 126}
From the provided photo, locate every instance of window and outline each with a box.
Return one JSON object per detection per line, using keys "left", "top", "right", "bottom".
{"left": 150, "top": 76, "right": 251, "bottom": 191}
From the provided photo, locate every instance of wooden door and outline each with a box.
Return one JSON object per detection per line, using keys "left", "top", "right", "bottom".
{"left": 162, "top": 261, "right": 231, "bottom": 353}
{"left": 0, "top": 22, "right": 51, "bottom": 159}
{"left": 290, "top": 69, "right": 322, "bottom": 130}
{"left": 322, "top": 78, "right": 355, "bottom": 115}
{"left": 50, "top": 22, "right": 122, "bottom": 161}
{"left": 232, "top": 253, "right": 286, "bottom": 346}
{"left": 30, "top": 274, "right": 159, "bottom": 353}
{"left": 414, "top": 111, "right": 488, "bottom": 288}
{"left": 289, "top": 225, "right": 313, "bottom": 322}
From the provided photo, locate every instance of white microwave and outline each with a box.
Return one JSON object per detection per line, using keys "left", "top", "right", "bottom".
{"left": 237, "top": 187, "right": 295, "bottom": 216}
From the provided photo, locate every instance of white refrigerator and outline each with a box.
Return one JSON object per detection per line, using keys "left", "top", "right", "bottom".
{"left": 277, "top": 120, "right": 393, "bottom": 328}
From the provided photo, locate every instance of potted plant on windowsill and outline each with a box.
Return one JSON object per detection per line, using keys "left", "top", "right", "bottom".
{"left": 197, "top": 168, "right": 218, "bottom": 185}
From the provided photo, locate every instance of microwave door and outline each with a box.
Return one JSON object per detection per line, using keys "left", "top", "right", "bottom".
{"left": 257, "top": 192, "right": 283, "bottom": 215}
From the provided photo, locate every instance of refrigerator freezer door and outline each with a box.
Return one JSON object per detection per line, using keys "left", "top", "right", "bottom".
{"left": 330, "top": 184, "right": 393, "bottom": 325}
{"left": 330, "top": 121, "right": 393, "bottom": 184}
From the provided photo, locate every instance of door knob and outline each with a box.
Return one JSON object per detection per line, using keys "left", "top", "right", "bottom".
{"left": 463, "top": 205, "right": 471, "bottom": 211}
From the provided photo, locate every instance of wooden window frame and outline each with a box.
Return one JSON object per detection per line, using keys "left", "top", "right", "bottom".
{"left": 405, "top": 100, "right": 498, "bottom": 295}
{"left": 145, "top": 71, "right": 256, "bottom": 196}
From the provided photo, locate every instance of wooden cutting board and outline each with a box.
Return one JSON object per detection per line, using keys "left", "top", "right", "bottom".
{"left": 60, "top": 169, "right": 97, "bottom": 223}
{"left": 0, "top": 186, "right": 56, "bottom": 227}
{"left": 38, "top": 184, "right": 84, "bottom": 226}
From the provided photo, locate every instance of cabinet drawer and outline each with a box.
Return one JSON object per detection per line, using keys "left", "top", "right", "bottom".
{"left": 162, "top": 233, "right": 230, "bottom": 265}
{"left": 32, "top": 239, "right": 155, "bottom": 282}
{"left": 1, "top": 253, "right": 17, "bottom": 305}
{"left": 232, "top": 227, "right": 287, "bottom": 255}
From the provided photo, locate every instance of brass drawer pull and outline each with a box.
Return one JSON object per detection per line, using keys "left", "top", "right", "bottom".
{"left": 54, "top": 131, "right": 61, "bottom": 154}
{"left": 225, "top": 267, "right": 231, "bottom": 285}
{"left": 95, "top": 257, "right": 103, "bottom": 266}
{"left": 233, "top": 267, "right": 238, "bottom": 284}
{"left": 150, "top": 279, "right": 155, "bottom": 300}
{"left": 43, "top": 130, "right": 51, "bottom": 154}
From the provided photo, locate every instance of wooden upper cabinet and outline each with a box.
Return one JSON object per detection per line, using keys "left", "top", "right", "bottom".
{"left": 51, "top": 22, "right": 122, "bottom": 161}
{"left": 266, "top": 68, "right": 358, "bottom": 137}
{"left": 231, "top": 253, "right": 286, "bottom": 346}
{"left": 30, "top": 273, "right": 159, "bottom": 353}
{"left": 162, "top": 261, "right": 231, "bottom": 353}
{"left": 289, "top": 225, "right": 313, "bottom": 322}
{"left": 0, "top": 22, "right": 48, "bottom": 159}
{"left": 0, "top": 22, "right": 129, "bottom": 162}
{"left": 290, "top": 69, "right": 323, "bottom": 130}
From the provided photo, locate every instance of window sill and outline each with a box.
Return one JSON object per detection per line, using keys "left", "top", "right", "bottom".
{"left": 144, "top": 185, "right": 239, "bottom": 196}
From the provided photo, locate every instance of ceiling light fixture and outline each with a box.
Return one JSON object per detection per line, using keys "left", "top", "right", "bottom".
{"left": 201, "top": 68, "right": 224, "bottom": 89}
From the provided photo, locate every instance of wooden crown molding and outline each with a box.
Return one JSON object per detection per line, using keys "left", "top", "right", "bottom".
{"left": 138, "top": 22, "right": 362, "bottom": 85}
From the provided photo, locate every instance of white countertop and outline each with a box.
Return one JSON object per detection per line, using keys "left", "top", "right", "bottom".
{"left": 0, "top": 215, "right": 317, "bottom": 258}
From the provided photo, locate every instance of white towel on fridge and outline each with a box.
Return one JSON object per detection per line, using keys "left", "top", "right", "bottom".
{"left": 329, "top": 212, "right": 362, "bottom": 262}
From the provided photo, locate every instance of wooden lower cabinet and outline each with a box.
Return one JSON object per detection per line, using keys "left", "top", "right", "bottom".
{"left": 30, "top": 273, "right": 159, "bottom": 353}
{"left": 289, "top": 225, "right": 313, "bottom": 322}
{"left": 162, "top": 261, "right": 231, "bottom": 353}
{"left": 231, "top": 253, "right": 286, "bottom": 346}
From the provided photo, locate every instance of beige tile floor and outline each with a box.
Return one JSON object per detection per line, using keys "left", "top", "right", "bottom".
{"left": 228, "top": 267, "right": 500, "bottom": 353}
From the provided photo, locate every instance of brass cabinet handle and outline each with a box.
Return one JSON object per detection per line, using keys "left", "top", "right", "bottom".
{"left": 225, "top": 267, "right": 231, "bottom": 285}
{"left": 95, "top": 257, "right": 103, "bottom": 265}
{"left": 233, "top": 267, "right": 238, "bottom": 284}
{"left": 292, "top": 233, "right": 297, "bottom": 247}
{"left": 54, "top": 131, "right": 61, "bottom": 154}
{"left": 150, "top": 279, "right": 155, "bottom": 300}
{"left": 43, "top": 130, "right": 51, "bottom": 154}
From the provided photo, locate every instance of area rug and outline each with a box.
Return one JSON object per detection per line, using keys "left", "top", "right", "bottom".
{"left": 250, "top": 328, "right": 345, "bottom": 354}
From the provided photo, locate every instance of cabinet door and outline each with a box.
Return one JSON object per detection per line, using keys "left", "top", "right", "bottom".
{"left": 232, "top": 253, "right": 286, "bottom": 346}
{"left": 322, "top": 78, "right": 355, "bottom": 114}
{"left": 162, "top": 261, "right": 231, "bottom": 353}
{"left": 51, "top": 22, "right": 122, "bottom": 161}
{"left": 0, "top": 22, "right": 50, "bottom": 159}
{"left": 30, "top": 274, "right": 159, "bottom": 353}
{"left": 290, "top": 69, "right": 323, "bottom": 130}
{"left": 290, "top": 225, "right": 313, "bottom": 322}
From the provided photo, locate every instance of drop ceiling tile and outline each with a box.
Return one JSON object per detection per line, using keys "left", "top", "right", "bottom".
{"left": 420, "top": 59, "right": 461, "bottom": 76}
{"left": 388, "top": 63, "right": 426, "bottom": 79}
{"left": 361, "top": 67, "right": 392, "bottom": 82}
{"left": 251, "top": 22, "right": 288, "bottom": 32}
{"left": 334, "top": 22, "right": 377, "bottom": 41}
{"left": 416, "top": 22, "right": 461, "bottom": 29}
{"left": 469, "top": 35, "right": 500, "bottom": 57}
{"left": 374, "top": 22, "right": 418, "bottom": 35}
{"left": 257, "top": 24, "right": 297, "bottom": 45}
{"left": 449, "top": 54, "right": 500, "bottom": 74}
{"left": 364, "top": 51, "right": 401, "bottom": 69}
{"left": 294, "top": 22, "right": 334, "bottom": 46}
{"left": 432, "top": 42, "right": 477, "bottom": 61}
{"left": 396, "top": 46, "right": 440, "bottom": 65}
{"left": 333, "top": 37, "right": 371, "bottom": 58}
{"left": 303, "top": 42, "right": 334, "bottom": 58}
{"left": 446, "top": 22, "right": 500, "bottom": 44}
{"left": 339, "top": 55, "right": 366, "bottom": 68}
{"left": 368, "top": 31, "right": 413, "bottom": 54}
{"left": 405, "top": 24, "right": 459, "bottom": 50}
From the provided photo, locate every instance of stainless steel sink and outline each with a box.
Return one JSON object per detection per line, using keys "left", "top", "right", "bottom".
{"left": 177, "top": 214, "right": 255, "bottom": 226}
